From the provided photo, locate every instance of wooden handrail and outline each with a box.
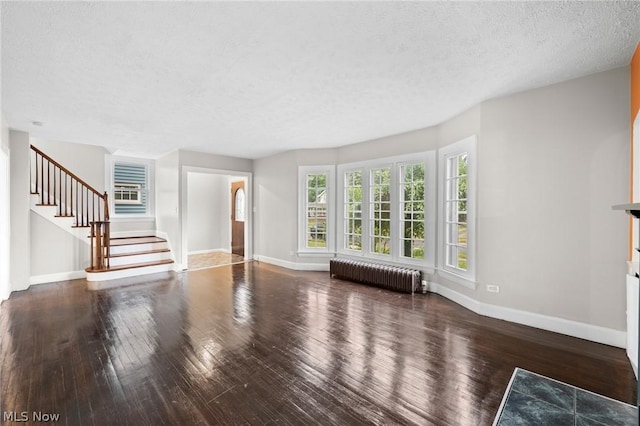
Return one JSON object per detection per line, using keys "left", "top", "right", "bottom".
{"left": 30, "top": 144, "right": 111, "bottom": 271}
{"left": 31, "top": 145, "right": 104, "bottom": 198}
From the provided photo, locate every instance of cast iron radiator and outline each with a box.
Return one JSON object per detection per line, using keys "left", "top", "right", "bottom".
{"left": 329, "top": 258, "right": 421, "bottom": 294}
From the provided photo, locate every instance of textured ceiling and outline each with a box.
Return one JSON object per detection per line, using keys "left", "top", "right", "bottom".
{"left": 2, "top": 2, "right": 640, "bottom": 159}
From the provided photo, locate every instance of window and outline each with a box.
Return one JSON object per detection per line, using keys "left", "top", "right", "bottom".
{"left": 445, "top": 153, "right": 468, "bottom": 270}
{"left": 235, "top": 188, "right": 245, "bottom": 222}
{"left": 438, "top": 135, "right": 476, "bottom": 286}
{"left": 370, "top": 167, "right": 391, "bottom": 255}
{"left": 114, "top": 183, "right": 142, "bottom": 204}
{"left": 337, "top": 152, "right": 435, "bottom": 269}
{"left": 306, "top": 174, "right": 327, "bottom": 248}
{"left": 298, "top": 165, "right": 335, "bottom": 253}
{"left": 107, "top": 157, "right": 154, "bottom": 218}
{"left": 344, "top": 170, "right": 363, "bottom": 252}
{"left": 400, "top": 163, "right": 425, "bottom": 259}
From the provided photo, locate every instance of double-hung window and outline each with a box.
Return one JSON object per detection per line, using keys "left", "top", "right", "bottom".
{"left": 399, "top": 163, "right": 426, "bottom": 260}
{"left": 438, "top": 135, "right": 476, "bottom": 286}
{"left": 344, "top": 170, "right": 363, "bottom": 252}
{"left": 107, "top": 156, "right": 154, "bottom": 218}
{"left": 337, "top": 152, "right": 435, "bottom": 269}
{"left": 370, "top": 166, "right": 391, "bottom": 255}
{"left": 298, "top": 165, "right": 335, "bottom": 253}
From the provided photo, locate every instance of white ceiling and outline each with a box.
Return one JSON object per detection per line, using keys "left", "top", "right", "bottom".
{"left": 2, "top": 2, "right": 639, "bottom": 159}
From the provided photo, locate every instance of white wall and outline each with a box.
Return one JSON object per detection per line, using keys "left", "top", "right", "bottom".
{"left": 187, "top": 173, "right": 229, "bottom": 253}
{"left": 9, "top": 130, "right": 30, "bottom": 292}
{"left": 30, "top": 212, "right": 89, "bottom": 276}
{"left": 31, "top": 137, "right": 108, "bottom": 191}
{"left": 156, "top": 150, "right": 181, "bottom": 268}
{"left": 0, "top": 114, "right": 11, "bottom": 301}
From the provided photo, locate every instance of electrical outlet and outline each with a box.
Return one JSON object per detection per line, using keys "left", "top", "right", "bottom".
{"left": 487, "top": 284, "right": 500, "bottom": 293}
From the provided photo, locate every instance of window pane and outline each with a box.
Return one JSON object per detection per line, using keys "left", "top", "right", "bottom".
{"left": 457, "top": 224, "right": 467, "bottom": 246}
{"left": 458, "top": 154, "right": 468, "bottom": 176}
{"left": 412, "top": 240, "right": 425, "bottom": 259}
{"left": 457, "top": 176, "right": 467, "bottom": 200}
{"left": 446, "top": 244, "right": 456, "bottom": 268}
{"left": 457, "top": 248, "right": 468, "bottom": 270}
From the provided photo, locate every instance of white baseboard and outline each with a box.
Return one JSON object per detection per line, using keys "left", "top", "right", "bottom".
{"left": 30, "top": 270, "right": 86, "bottom": 286}
{"left": 253, "top": 254, "right": 329, "bottom": 271}
{"left": 429, "top": 282, "right": 626, "bottom": 349}
{"left": 188, "top": 248, "right": 231, "bottom": 255}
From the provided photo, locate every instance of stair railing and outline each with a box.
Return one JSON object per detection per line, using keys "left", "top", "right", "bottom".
{"left": 30, "top": 145, "right": 110, "bottom": 271}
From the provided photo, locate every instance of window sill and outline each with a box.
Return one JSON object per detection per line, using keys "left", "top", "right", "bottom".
{"left": 436, "top": 268, "right": 477, "bottom": 290}
{"left": 297, "top": 251, "right": 336, "bottom": 258}
{"left": 109, "top": 216, "right": 155, "bottom": 222}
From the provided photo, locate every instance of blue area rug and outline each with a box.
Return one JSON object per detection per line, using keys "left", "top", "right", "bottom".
{"left": 493, "top": 368, "right": 638, "bottom": 425}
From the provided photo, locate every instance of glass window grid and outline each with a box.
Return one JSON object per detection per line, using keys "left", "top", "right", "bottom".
{"left": 370, "top": 167, "right": 391, "bottom": 255}
{"left": 445, "top": 153, "right": 468, "bottom": 271}
{"left": 344, "top": 171, "right": 362, "bottom": 251}
{"left": 400, "top": 163, "right": 425, "bottom": 259}
{"left": 306, "top": 174, "right": 327, "bottom": 248}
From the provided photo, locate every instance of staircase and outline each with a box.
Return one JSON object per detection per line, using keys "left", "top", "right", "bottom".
{"left": 30, "top": 145, "right": 174, "bottom": 287}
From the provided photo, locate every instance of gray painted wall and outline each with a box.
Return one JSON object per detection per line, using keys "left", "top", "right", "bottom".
{"left": 254, "top": 149, "right": 338, "bottom": 265}
{"left": 180, "top": 150, "right": 253, "bottom": 173}
{"left": 475, "top": 67, "right": 629, "bottom": 330}
{"left": 253, "top": 67, "right": 630, "bottom": 331}
{"left": 9, "top": 130, "right": 30, "bottom": 292}
{"left": 187, "top": 173, "right": 230, "bottom": 253}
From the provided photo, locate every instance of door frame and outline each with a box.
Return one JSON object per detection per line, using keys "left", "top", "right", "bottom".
{"left": 181, "top": 166, "right": 252, "bottom": 269}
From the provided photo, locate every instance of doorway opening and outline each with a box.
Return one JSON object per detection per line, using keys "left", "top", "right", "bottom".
{"left": 185, "top": 170, "right": 250, "bottom": 270}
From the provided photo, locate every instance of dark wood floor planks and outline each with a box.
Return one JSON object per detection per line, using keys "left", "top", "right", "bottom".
{"left": 0, "top": 261, "right": 636, "bottom": 425}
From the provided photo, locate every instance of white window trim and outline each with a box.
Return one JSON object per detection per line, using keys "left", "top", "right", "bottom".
{"left": 297, "top": 165, "right": 336, "bottom": 254}
{"left": 105, "top": 155, "right": 155, "bottom": 220}
{"left": 437, "top": 135, "right": 477, "bottom": 289}
{"left": 336, "top": 151, "right": 436, "bottom": 271}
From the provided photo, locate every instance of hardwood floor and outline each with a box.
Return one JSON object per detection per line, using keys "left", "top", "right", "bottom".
{"left": 0, "top": 262, "right": 636, "bottom": 425}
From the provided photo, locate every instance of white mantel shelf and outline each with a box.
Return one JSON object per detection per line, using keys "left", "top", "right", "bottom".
{"left": 613, "top": 203, "right": 640, "bottom": 218}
